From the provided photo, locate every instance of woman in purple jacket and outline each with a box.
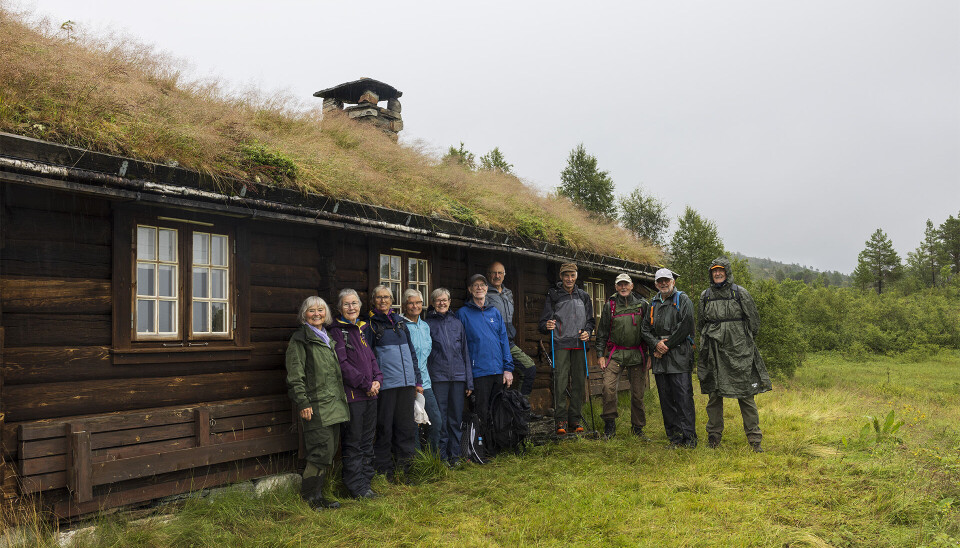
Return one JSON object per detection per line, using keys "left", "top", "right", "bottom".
{"left": 328, "top": 288, "right": 383, "bottom": 499}
{"left": 424, "top": 287, "right": 474, "bottom": 465}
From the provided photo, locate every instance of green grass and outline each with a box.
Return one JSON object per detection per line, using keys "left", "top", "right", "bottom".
{"left": 44, "top": 353, "right": 960, "bottom": 546}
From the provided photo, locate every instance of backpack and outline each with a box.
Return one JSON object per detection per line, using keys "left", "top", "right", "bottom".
{"left": 368, "top": 314, "right": 408, "bottom": 345}
{"left": 603, "top": 294, "right": 646, "bottom": 362}
{"left": 488, "top": 389, "right": 530, "bottom": 454}
{"left": 700, "top": 284, "right": 746, "bottom": 329}
{"left": 460, "top": 397, "right": 488, "bottom": 464}
{"left": 650, "top": 290, "right": 695, "bottom": 347}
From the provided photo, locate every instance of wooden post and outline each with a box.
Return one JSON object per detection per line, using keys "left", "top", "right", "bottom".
{"left": 66, "top": 423, "right": 92, "bottom": 502}
{"left": 194, "top": 408, "right": 211, "bottom": 447}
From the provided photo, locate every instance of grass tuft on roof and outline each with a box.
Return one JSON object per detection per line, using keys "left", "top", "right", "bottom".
{"left": 0, "top": 5, "right": 660, "bottom": 264}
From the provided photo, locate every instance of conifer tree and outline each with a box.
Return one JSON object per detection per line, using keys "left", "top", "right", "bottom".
{"left": 852, "top": 228, "right": 901, "bottom": 294}
{"left": 557, "top": 144, "right": 616, "bottom": 219}
{"left": 938, "top": 212, "right": 960, "bottom": 276}
{"left": 618, "top": 186, "right": 669, "bottom": 247}
{"left": 478, "top": 147, "right": 513, "bottom": 173}
{"left": 668, "top": 206, "right": 725, "bottom": 298}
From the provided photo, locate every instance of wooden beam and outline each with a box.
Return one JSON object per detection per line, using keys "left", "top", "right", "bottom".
{"left": 66, "top": 424, "right": 92, "bottom": 503}
{"left": 194, "top": 408, "right": 211, "bottom": 448}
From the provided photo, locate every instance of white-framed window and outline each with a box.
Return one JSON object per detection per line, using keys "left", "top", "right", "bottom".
{"left": 136, "top": 225, "right": 179, "bottom": 336}
{"left": 192, "top": 232, "right": 230, "bottom": 335}
{"left": 379, "top": 253, "right": 403, "bottom": 313}
{"left": 379, "top": 250, "right": 429, "bottom": 313}
{"left": 582, "top": 280, "right": 605, "bottom": 322}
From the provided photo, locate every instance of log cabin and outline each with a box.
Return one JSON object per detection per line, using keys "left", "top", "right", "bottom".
{"left": 0, "top": 130, "right": 656, "bottom": 517}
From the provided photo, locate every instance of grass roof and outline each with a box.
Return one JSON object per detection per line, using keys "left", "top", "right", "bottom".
{"left": 0, "top": 6, "right": 660, "bottom": 265}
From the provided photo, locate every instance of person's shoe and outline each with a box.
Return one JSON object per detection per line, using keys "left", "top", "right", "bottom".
{"left": 750, "top": 441, "right": 764, "bottom": 453}
{"left": 556, "top": 421, "right": 568, "bottom": 436}
{"left": 683, "top": 440, "right": 698, "bottom": 449}
{"left": 667, "top": 441, "right": 681, "bottom": 450}
{"left": 708, "top": 435, "right": 722, "bottom": 449}
{"left": 361, "top": 489, "right": 380, "bottom": 500}
{"left": 571, "top": 422, "right": 585, "bottom": 434}
{"left": 632, "top": 427, "right": 650, "bottom": 441}
{"left": 603, "top": 419, "right": 616, "bottom": 439}
{"left": 302, "top": 473, "right": 340, "bottom": 509}
{"left": 528, "top": 411, "right": 545, "bottom": 421}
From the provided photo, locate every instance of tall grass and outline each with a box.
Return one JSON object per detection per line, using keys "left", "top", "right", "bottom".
{"left": 23, "top": 352, "right": 960, "bottom": 547}
{"left": 0, "top": 5, "right": 659, "bottom": 264}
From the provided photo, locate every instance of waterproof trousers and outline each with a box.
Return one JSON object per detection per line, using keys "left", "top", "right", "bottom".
{"left": 552, "top": 348, "right": 585, "bottom": 426}
{"left": 341, "top": 399, "right": 376, "bottom": 497}
{"left": 655, "top": 372, "right": 697, "bottom": 445}
{"left": 374, "top": 386, "right": 417, "bottom": 475}
{"left": 432, "top": 381, "right": 466, "bottom": 460}
{"left": 301, "top": 420, "right": 341, "bottom": 468}
{"left": 600, "top": 360, "right": 647, "bottom": 429}
{"left": 705, "top": 393, "right": 762, "bottom": 443}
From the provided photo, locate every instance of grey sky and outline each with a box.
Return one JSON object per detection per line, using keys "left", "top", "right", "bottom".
{"left": 24, "top": 0, "right": 960, "bottom": 273}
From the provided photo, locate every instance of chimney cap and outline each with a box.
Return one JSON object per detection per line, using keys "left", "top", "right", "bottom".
{"left": 314, "top": 78, "right": 402, "bottom": 103}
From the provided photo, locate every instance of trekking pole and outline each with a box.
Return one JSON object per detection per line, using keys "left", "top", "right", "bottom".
{"left": 581, "top": 336, "right": 598, "bottom": 435}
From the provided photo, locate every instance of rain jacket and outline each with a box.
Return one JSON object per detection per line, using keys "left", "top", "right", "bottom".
{"left": 595, "top": 291, "right": 648, "bottom": 368}
{"left": 641, "top": 288, "right": 695, "bottom": 374}
{"left": 538, "top": 282, "right": 596, "bottom": 349}
{"left": 364, "top": 309, "right": 422, "bottom": 391}
{"left": 284, "top": 324, "right": 350, "bottom": 427}
{"left": 456, "top": 300, "right": 514, "bottom": 378}
{"left": 484, "top": 285, "right": 517, "bottom": 343}
{"left": 696, "top": 257, "right": 772, "bottom": 397}
{"left": 329, "top": 316, "right": 383, "bottom": 403}
{"left": 404, "top": 316, "right": 433, "bottom": 391}
{"left": 424, "top": 308, "right": 474, "bottom": 391}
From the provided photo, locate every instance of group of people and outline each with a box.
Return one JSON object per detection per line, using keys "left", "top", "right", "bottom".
{"left": 283, "top": 256, "right": 771, "bottom": 510}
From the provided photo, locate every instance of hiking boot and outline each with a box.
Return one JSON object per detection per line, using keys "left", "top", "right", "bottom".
{"left": 301, "top": 473, "right": 340, "bottom": 510}
{"left": 708, "top": 435, "right": 722, "bottom": 449}
{"left": 556, "top": 421, "right": 568, "bottom": 436}
{"left": 750, "top": 441, "right": 764, "bottom": 453}
{"left": 571, "top": 422, "right": 585, "bottom": 434}
{"left": 603, "top": 419, "right": 616, "bottom": 439}
{"left": 632, "top": 427, "right": 650, "bottom": 441}
{"left": 528, "top": 411, "right": 544, "bottom": 421}
{"left": 360, "top": 489, "right": 380, "bottom": 500}
{"left": 683, "top": 439, "right": 698, "bottom": 449}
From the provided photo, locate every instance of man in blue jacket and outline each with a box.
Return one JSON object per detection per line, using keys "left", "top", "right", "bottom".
{"left": 457, "top": 274, "right": 514, "bottom": 437}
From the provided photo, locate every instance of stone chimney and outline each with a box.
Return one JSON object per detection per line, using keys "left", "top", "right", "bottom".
{"left": 314, "top": 78, "right": 403, "bottom": 140}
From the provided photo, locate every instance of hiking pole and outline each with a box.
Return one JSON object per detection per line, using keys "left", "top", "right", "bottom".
{"left": 581, "top": 336, "right": 597, "bottom": 435}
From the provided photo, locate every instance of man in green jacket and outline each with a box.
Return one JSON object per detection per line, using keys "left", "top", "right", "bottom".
{"left": 697, "top": 257, "right": 772, "bottom": 452}
{"left": 596, "top": 273, "right": 650, "bottom": 440}
{"left": 642, "top": 268, "right": 697, "bottom": 448}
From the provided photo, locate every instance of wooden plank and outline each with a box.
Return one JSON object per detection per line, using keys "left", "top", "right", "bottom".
{"left": 250, "top": 286, "right": 317, "bottom": 314}
{"left": 3, "top": 370, "right": 285, "bottom": 422}
{"left": 0, "top": 240, "right": 111, "bottom": 279}
{"left": 194, "top": 408, "right": 210, "bottom": 447}
{"left": 66, "top": 426, "right": 92, "bottom": 503}
{"left": 211, "top": 411, "right": 286, "bottom": 433}
{"left": 1, "top": 185, "right": 111, "bottom": 217}
{"left": 3, "top": 314, "right": 111, "bottom": 347}
{"left": 249, "top": 234, "right": 319, "bottom": 267}
{"left": 90, "top": 433, "right": 297, "bottom": 485}
{"left": 3, "top": 346, "right": 110, "bottom": 385}
{"left": 250, "top": 312, "right": 298, "bottom": 330}
{"left": 0, "top": 208, "right": 111, "bottom": 246}
{"left": 0, "top": 277, "right": 111, "bottom": 314}
{"left": 249, "top": 263, "right": 320, "bottom": 289}
{"left": 212, "top": 423, "right": 291, "bottom": 444}
{"left": 251, "top": 327, "right": 297, "bottom": 343}
{"left": 20, "top": 423, "right": 195, "bottom": 459}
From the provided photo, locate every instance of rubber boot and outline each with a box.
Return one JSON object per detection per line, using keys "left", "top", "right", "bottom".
{"left": 304, "top": 470, "right": 340, "bottom": 510}
{"left": 603, "top": 419, "right": 616, "bottom": 440}
{"left": 750, "top": 441, "right": 764, "bottom": 453}
{"left": 708, "top": 434, "right": 722, "bottom": 449}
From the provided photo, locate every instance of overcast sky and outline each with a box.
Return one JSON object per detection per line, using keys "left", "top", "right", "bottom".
{"left": 22, "top": 0, "right": 960, "bottom": 273}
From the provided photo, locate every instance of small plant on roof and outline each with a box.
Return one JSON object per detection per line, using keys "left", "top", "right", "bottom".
{"left": 238, "top": 143, "right": 298, "bottom": 183}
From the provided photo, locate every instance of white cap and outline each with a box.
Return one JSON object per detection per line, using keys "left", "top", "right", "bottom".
{"left": 614, "top": 273, "right": 632, "bottom": 284}
{"left": 654, "top": 268, "right": 675, "bottom": 281}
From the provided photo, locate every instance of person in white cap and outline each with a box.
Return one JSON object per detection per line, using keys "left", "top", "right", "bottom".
{"left": 642, "top": 268, "right": 697, "bottom": 448}
{"left": 595, "top": 272, "right": 650, "bottom": 439}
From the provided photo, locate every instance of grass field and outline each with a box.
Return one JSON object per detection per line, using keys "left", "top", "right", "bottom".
{"left": 31, "top": 352, "right": 960, "bottom": 547}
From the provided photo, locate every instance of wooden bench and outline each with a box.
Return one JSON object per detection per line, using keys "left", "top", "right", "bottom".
{"left": 17, "top": 395, "right": 298, "bottom": 503}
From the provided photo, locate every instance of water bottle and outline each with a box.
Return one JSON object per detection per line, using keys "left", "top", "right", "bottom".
{"left": 477, "top": 436, "right": 484, "bottom": 448}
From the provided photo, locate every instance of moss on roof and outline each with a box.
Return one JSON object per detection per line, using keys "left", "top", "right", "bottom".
{"left": 0, "top": 7, "right": 660, "bottom": 265}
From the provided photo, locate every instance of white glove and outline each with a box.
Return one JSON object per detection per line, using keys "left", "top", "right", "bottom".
{"left": 413, "top": 392, "right": 431, "bottom": 425}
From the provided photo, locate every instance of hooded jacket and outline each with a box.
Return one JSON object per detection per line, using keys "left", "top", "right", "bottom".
{"left": 403, "top": 315, "right": 433, "bottom": 391}
{"left": 456, "top": 300, "right": 514, "bottom": 378}
{"left": 595, "top": 291, "right": 649, "bottom": 368}
{"left": 364, "top": 309, "right": 422, "bottom": 391}
{"left": 424, "top": 308, "right": 474, "bottom": 390}
{"left": 484, "top": 285, "right": 517, "bottom": 343}
{"left": 538, "top": 281, "right": 595, "bottom": 349}
{"left": 329, "top": 317, "right": 383, "bottom": 403}
{"left": 641, "top": 288, "right": 695, "bottom": 374}
{"left": 696, "top": 257, "right": 772, "bottom": 397}
{"left": 284, "top": 324, "right": 350, "bottom": 427}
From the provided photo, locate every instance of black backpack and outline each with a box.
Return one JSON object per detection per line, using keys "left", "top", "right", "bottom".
{"left": 488, "top": 389, "right": 530, "bottom": 454}
{"left": 460, "top": 397, "right": 488, "bottom": 464}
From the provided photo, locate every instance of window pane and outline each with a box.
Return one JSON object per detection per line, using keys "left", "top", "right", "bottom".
{"left": 211, "top": 269, "right": 226, "bottom": 299}
{"left": 390, "top": 256, "right": 400, "bottom": 279}
{"left": 390, "top": 282, "right": 401, "bottom": 303}
{"left": 194, "top": 301, "right": 209, "bottom": 333}
{"left": 158, "top": 229, "right": 176, "bottom": 262}
{"left": 158, "top": 265, "right": 176, "bottom": 297}
{"left": 211, "top": 235, "right": 227, "bottom": 266}
{"left": 193, "top": 233, "right": 209, "bottom": 265}
{"left": 419, "top": 260, "right": 427, "bottom": 281}
{"left": 380, "top": 255, "right": 390, "bottom": 280}
{"left": 137, "top": 265, "right": 156, "bottom": 297}
{"left": 137, "top": 299, "right": 155, "bottom": 333}
{"left": 211, "top": 302, "right": 226, "bottom": 333}
{"left": 137, "top": 227, "right": 156, "bottom": 260}
{"left": 193, "top": 268, "right": 209, "bottom": 298}
{"left": 159, "top": 300, "right": 176, "bottom": 333}
{"left": 408, "top": 258, "right": 417, "bottom": 282}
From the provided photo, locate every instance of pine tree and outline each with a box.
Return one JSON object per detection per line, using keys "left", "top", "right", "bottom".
{"left": 907, "top": 219, "right": 940, "bottom": 287}
{"left": 938, "top": 212, "right": 960, "bottom": 276}
{"left": 443, "top": 142, "right": 475, "bottom": 170}
{"left": 557, "top": 144, "right": 616, "bottom": 219}
{"left": 618, "top": 186, "right": 669, "bottom": 247}
{"left": 668, "top": 206, "right": 725, "bottom": 298}
{"left": 478, "top": 147, "right": 513, "bottom": 173}
{"left": 853, "top": 228, "right": 902, "bottom": 294}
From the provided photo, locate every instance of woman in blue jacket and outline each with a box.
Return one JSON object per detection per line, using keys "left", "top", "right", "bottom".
{"left": 425, "top": 287, "right": 473, "bottom": 464}
{"left": 456, "top": 274, "right": 514, "bottom": 438}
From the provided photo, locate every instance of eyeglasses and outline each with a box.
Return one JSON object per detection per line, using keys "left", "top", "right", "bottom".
{"left": 342, "top": 301, "right": 360, "bottom": 309}
{"left": 374, "top": 295, "right": 392, "bottom": 301}
{"left": 434, "top": 298, "right": 450, "bottom": 304}
{"left": 406, "top": 301, "right": 423, "bottom": 306}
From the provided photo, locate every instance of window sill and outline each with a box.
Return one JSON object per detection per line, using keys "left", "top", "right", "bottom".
{"left": 111, "top": 345, "right": 254, "bottom": 365}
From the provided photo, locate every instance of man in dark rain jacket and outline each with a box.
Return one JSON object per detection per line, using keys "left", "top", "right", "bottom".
{"left": 596, "top": 273, "right": 649, "bottom": 440}
{"left": 642, "top": 268, "right": 697, "bottom": 448}
{"left": 697, "top": 257, "right": 772, "bottom": 452}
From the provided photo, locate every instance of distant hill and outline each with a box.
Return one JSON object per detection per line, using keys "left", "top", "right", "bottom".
{"left": 732, "top": 253, "right": 851, "bottom": 286}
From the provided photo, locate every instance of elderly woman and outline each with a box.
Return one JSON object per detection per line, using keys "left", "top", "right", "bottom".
{"left": 328, "top": 289, "right": 382, "bottom": 499}
{"left": 401, "top": 289, "right": 442, "bottom": 452}
{"left": 425, "top": 287, "right": 473, "bottom": 464}
{"left": 285, "top": 296, "right": 349, "bottom": 510}
{"left": 366, "top": 285, "right": 422, "bottom": 481}
{"left": 456, "top": 275, "right": 514, "bottom": 447}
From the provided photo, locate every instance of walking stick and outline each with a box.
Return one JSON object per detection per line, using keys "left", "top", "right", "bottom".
{"left": 582, "top": 337, "right": 598, "bottom": 435}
